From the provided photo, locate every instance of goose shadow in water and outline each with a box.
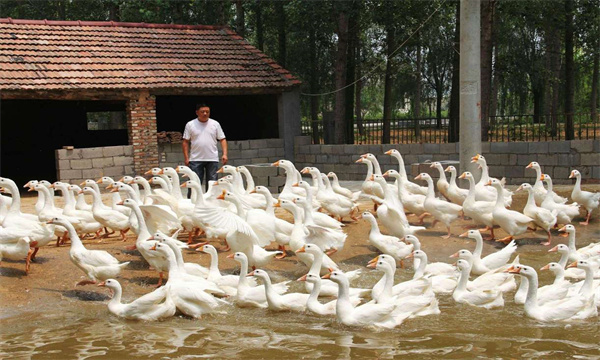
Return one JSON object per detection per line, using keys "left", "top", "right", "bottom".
{"left": 342, "top": 253, "right": 377, "bottom": 266}
{"left": 124, "top": 260, "right": 149, "bottom": 271}
{"left": 129, "top": 276, "right": 161, "bottom": 287}
{"left": 36, "top": 287, "right": 110, "bottom": 301}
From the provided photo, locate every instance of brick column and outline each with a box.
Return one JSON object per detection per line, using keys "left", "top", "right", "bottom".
{"left": 127, "top": 91, "right": 158, "bottom": 174}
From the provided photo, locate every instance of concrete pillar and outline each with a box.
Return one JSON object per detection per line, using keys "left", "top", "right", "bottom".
{"left": 126, "top": 91, "right": 159, "bottom": 174}
{"left": 459, "top": 0, "right": 482, "bottom": 178}
{"left": 278, "top": 88, "right": 301, "bottom": 162}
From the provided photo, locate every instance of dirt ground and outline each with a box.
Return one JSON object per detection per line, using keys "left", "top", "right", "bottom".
{"left": 1, "top": 184, "right": 599, "bottom": 316}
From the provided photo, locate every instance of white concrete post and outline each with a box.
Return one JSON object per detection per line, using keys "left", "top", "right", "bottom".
{"left": 459, "top": 0, "right": 482, "bottom": 178}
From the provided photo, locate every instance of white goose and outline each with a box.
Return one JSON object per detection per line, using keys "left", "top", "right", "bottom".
{"left": 327, "top": 172, "right": 359, "bottom": 200}
{"left": 355, "top": 156, "right": 384, "bottom": 210}
{"left": 299, "top": 273, "right": 360, "bottom": 316}
{"left": 517, "top": 183, "right": 557, "bottom": 245}
{"left": 293, "top": 181, "right": 343, "bottom": 230}
{"left": 82, "top": 187, "right": 130, "bottom": 241}
{"left": 0, "top": 237, "right": 34, "bottom": 273}
{"left": 415, "top": 173, "right": 462, "bottom": 238}
{"left": 526, "top": 162, "right": 568, "bottom": 205}
{"left": 367, "top": 257, "right": 440, "bottom": 319}
{"left": 323, "top": 269, "right": 405, "bottom": 329}
{"left": 251, "top": 186, "right": 293, "bottom": 257}
{"left": 98, "top": 279, "right": 175, "bottom": 321}
{"left": 271, "top": 160, "right": 306, "bottom": 201}
{"left": 451, "top": 249, "right": 517, "bottom": 293}
{"left": 296, "top": 244, "right": 365, "bottom": 297}
{"left": 227, "top": 252, "right": 288, "bottom": 308}
{"left": 487, "top": 179, "right": 533, "bottom": 244}
{"left": 48, "top": 217, "right": 129, "bottom": 285}
{"left": 430, "top": 162, "right": 450, "bottom": 200}
{"left": 508, "top": 265, "right": 593, "bottom": 321}
{"left": 549, "top": 243, "right": 599, "bottom": 280}
{"left": 540, "top": 174, "right": 580, "bottom": 225}
{"left": 459, "top": 171, "right": 496, "bottom": 239}
{"left": 369, "top": 254, "right": 432, "bottom": 301}
{"left": 198, "top": 244, "right": 257, "bottom": 291}
{"left": 303, "top": 167, "right": 358, "bottom": 222}
{"left": 459, "top": 230, "right": 517, "bottom": 275}
{"left": 569, "top": 169, "right": 600, "bottom": 225}
{"left": 148, "top": 232, "right": 209, "bottom": 278}
{"left": 361, "top": 211, "right": 413, "bottom": 261}
{"left": 383, "top": 170, "right": 430, "bottom": 225}
{"left": 445, "top": 166, "right": 468, "bottom": 205}
{"left": 249, "top": 269, "right": 309, "bottom": 312}
{"left": 0, "top": 177, "right": 54, "bottom": 261}
{"left": 453, "top": 259, "right": 504, "bottom": 309}
{"left": 409, "top": 250, "right": 457, "bottom": 295}
{"left": 385, "top": 149, "right": 427, "bottom": 195}
{"left": 149, "top": 242, "right": 227, "bottom": 318}
{"left": 471, "top": 154, "right": 513, "bottom": 207}
{"left": 402, "top": 235, "right": 456, "bottom": 276}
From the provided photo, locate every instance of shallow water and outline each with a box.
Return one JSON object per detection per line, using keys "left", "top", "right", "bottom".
{"left": 2, "top": 249, "right": 600, "bottom": 359}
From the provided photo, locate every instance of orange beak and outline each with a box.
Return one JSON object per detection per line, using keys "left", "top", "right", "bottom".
{"left": 366, "top": 262, "right": 377, "bottom": 269}
{"left": 292, "top": 182, "right": 299, "bottom": 187}
{"left": 470, "top": 155, "right": 479, "bottom": 163}
{"left": 110, "top": 187, "right": 119, "bottom": 193}
{"left": 368, "top": 175, "right": 374, "bottom": 181}
{"left": 217, "top": 167, "right": 224, "bottom": 174}
{"left": 567, "top": 261, "right": 578, "bottom": 269}
{"left": 144, "top": 169, "right": 152, "bottom": 175}
{"left": 485, "top": 180, "right": 492, "bottom": 186}
{"left": 459, "top": 231, "right": 469, "bottom": 238}
{"left": 217, "top": 190, "right": 226, "bottom": 200}
{"left": 540, "top": 264, "right": 550, "bottom": 271}
{"left": 458, "top": 173, "right": 466, "bottom": 179}
{"left": 450, "top": 251, "right": 460, "bottom": 258}
{"left": 180, "top": 183, "right": 187, "bottom": 188}
{"left": 247, "top": 271, "right": 255, "bottom": 277}
{"left": 548, "top": 245, "right": 559, "bottom": 253}
{"left": 414, "top": 174, "right": 422, "bottom": 181}
{"left": 367, "top": 256, "right": 379, "bottom": 266}
{"left": 355, "top": 158, "right": 363, "bottom": 163}
{"left": 297, "top": 274, "right": 307, "bottom": 282}
{"left": 504, "top": 265, "right": 515, "bottom": 273}
{"left": 384, "top": 150, "right": 393, "bottom": 155}
{"left": 271, "top": 161, "right": 280, "bottom": 167}
{"left": 558, "top": 226, "right": 567, "bottom": 232}
{"left": 539, "top": 175, "right": 545, "bottom": 181}
{"left": 295, "top": 246, "right": 306, "bottom": 254}
{"left": 97, "top": 281, "right": 106, "bottom": 287}
{"left": 507, "top": 267, "right": 521, "bottom": 274}
{"left": 116, "top": 200, "right": 124, "bottom": 205}
{"left": 405, "top": 252, "right": 415, "bottom": 259}
{"left": 321, "top": 273, "right": 331, "bottom": 279}
{"left": 273, "top": 200, "right": 281, "bottom": 208}
{"left": 149, "top": 243, "right": 157, "bottom": 251}
{"left": 78, "top": 190, "right": 84, "bottom": 194}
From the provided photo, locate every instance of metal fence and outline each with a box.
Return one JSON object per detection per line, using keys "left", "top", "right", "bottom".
{"left": 301, "top": 113, "right": 599, "bottom": 144}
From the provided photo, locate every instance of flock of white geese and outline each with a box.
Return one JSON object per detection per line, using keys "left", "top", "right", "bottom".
{"left": 1, "top": 150, "right": 599, "bottom": 328}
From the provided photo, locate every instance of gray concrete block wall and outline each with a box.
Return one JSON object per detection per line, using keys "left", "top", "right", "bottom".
{"left": 293, "top": 136, "right": 600, "bottom": 185}
{"left": 55, "top": 145, "right": 134, "bottom": 185}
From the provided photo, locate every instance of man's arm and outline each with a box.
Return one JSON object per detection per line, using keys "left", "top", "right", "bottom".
{"left": 182, "top": 139, "right": 190, "bottom": 166}
{"left": 220, "top": 138, "right": 228, "bottom": 165}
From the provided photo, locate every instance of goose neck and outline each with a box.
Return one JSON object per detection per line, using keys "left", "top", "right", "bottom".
{"left": 413, "top": 255, "right": 427, "bottom": 279}
{"left": 456, "top": 266, "right": 471, "bottom": 291}
{"left": 523, "top": 273, "right": 539, "bottom": 309}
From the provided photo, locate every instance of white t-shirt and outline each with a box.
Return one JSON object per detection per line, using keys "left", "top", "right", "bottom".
{"left": 183, "top": 118, "right": 226, "bottom": 161}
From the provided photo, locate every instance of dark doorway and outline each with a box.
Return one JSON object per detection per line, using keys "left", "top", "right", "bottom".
{"left": 0, "top": 99, "right": 128, "bottom": 188}
{"left": 156, "top": 94, "right": 279, "bottom": 140}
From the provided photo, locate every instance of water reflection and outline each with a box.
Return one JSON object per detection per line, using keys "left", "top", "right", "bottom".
{"left": 2, "top": 224, "right": 600, "bottom": 358}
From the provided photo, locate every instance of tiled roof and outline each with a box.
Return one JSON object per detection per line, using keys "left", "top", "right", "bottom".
{"left": 0, "top": 18, "right": 300, "bottom": 92}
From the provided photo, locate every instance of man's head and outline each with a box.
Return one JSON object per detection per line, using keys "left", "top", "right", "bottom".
{"left": 195, "top": 103, "right": 210, "bottom": 122}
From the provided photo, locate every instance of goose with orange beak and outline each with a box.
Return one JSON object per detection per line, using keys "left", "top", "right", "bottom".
{"left": 415, "top": 173, "right": 462, "bottom": 239}
{"left": 569, "top": 169, "right": 600, "bottom": 225}
{"left": 516, "top": 183, "right": 557, "bottom": 245}
{"left": 509, "top": 264, "right": 593, "bottom": 321}
{"left": 525, "top": 161, "right": 567, "bottom": 206}
{"left": 384, "top": 149, "right": 427, "bottom": 196}
{"left": 539, "top": 174, "right": 580, "bottom": 226}
{"left": 487, "top": 178, "right": 534, "bottom": 244}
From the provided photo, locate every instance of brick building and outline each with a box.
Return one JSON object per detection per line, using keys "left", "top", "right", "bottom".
{"left": 0, "top": 18, "right": 301, "bottom": 187}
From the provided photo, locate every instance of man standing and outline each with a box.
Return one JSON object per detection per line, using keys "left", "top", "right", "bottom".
{"left": 182, "top": 103, "right": 228, "bottom": 189}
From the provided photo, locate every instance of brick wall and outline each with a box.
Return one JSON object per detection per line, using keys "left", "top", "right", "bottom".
{"left": 159, "top": 138, "right": 286, "bottom": 192}
{"left": 294, "top": 136, "right": 600, "bottom": 185}
{"left": 127, "top": 92, "right": 158, "bottom": 174}
{"left": 55, "top": 145, "right": 133, "bottom": 184}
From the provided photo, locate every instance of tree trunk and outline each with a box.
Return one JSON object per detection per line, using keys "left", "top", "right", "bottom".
{"left": 255, "top": 1, "right": 264, "bottom": 51}
{"left": 564, "top": 0, "right": 575, "bottom": 140}
{"left": 489, "top": 41, "right": 499, "bottom": 120}
{"left": 107, "top": 1, "right": 120, "bottom": 21}
{"left": 275, "top": 1, "right": 286, "bottom": 68}
{"left": 480, "top": 0, "right": 495, "bottom": 142}
{"left": 414, "top": 41, "right": 422, "bottom": 140}
{"left": 309, "top": 29, "right": 319, "bottom": 144}
{"left": 448, "top": 0, "right": 460, "bottom": 143}
{"left": 333, "top": 10, "right": 349, "bottom": 144}
{"left": 382, "top": 27, "right": 395, "bottom": 145}
{"left": 436, "top": 85, "right": 443, "bottom": 129}
{"left": 345, "top": 8, "right": 358, "bottom": 144}
{"left": 591, "top": 40, "right": 599, "bottom": 122}
{"left": 355, "top": 37, "right": 365, "bottom": 141}
{"left": 236, "top": 0, "right": 245, "bottom": 38}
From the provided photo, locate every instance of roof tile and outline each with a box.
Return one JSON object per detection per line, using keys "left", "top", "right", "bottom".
{"left": 0, "top": 19, "right": 300, "bottom": 91}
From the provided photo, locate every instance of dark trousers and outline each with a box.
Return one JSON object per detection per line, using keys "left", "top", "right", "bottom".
{"left": 189, "top": 161, "right": 219, "bottom": 191}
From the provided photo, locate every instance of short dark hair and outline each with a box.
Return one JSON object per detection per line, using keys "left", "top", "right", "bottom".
{"left": 196, "top": 103, "right": 210, "bottom": 111}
